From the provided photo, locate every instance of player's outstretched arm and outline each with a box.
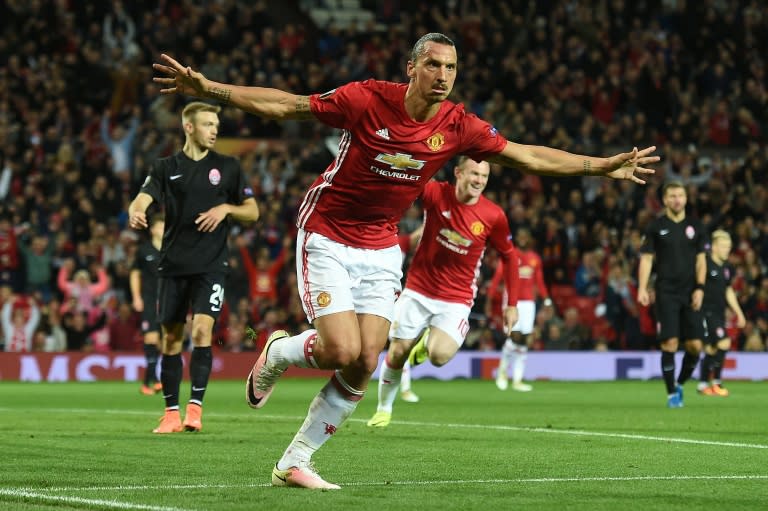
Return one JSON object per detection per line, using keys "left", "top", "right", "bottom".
{"left": 153, "top": 54, "right": 315, "bottom": 121}
{"left": 489, "top": 142, "right": 658, "bottom": 184}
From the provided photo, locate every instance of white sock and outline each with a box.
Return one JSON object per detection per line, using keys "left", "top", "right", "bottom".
{"left": 269, "top": 329, "right": 319, "bottom": 368}
{"left": 400, "top": 361, "right": 412, "bottom": 392}
{"left": 512, "top": 342, "right": 528, "bottom": 384}
{"left": 277, "top": 371, "right": 363, "bottom": 470}
{"left": 376, "top": 359, "right": 402, "bottom": 413}
{"left": 498, "top": 338, "right": 514, "bottom": 378}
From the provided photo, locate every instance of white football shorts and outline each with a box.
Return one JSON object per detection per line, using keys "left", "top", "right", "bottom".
{"left": 511, "top": 299, "right": 536, "bottom": 335}
{"left": 389, "top": 288, "right": 471, "bottom": 347}
{"left": 296, "top": 229, "right": 403, "bottom": 322}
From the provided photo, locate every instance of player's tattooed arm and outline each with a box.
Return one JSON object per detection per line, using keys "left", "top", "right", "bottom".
{"left": 292, "top": 96, "right": 314, "bottom": 120}
{"left": 207, "top": 86, "right": 232, "bottom": 103}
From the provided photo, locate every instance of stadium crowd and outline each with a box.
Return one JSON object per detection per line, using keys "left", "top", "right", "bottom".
{"left": 0, "top": 0, "right": 766, "bottom": 354}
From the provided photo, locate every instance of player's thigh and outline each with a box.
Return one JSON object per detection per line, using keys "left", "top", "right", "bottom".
{"left": 682, "top": 305, "right": 705, "bottom": 342}
{"left": 511, "top": 300, "right": 536, "bottom": 335}
{"left": 157, "top": 276, "right": 190, "bottom": 325}
{"left": 357, "top": 312, "right": 392, "bottom": 371}
{"left": 296, "top": 230, "right": 357, "bottom": 322}
{"left": 140, "top": 299, "right": 160, "bottom": 337}
{"left": 429, "top": 299, "right": 472, "bottom": 349}
{"left": 349, "top": 243, "right": 403, "bottom": 322}
{"left": 390, "top": 289, "right": 432, "bottom": 342}
{"left": 654, "top": 292, "right": 685, "bottom": 341}
{"left": 313, "top": 310, "right": 363, "bottom": 362}
{"left": 425, "top": 326, "right": 461, "bottom": 365}
{"left": 189, "top": 273, "right": 226, "bottom": 322}
{"left": 297, "top": 229, "right": 402, "bottom": 322}
{"left": 703, "top": 313, "right": 725, "bottom": 347}
{"left": 190, "top": 314, "right": 215, "bottom": 347}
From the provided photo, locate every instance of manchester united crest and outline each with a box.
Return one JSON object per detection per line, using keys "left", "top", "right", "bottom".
{"left": 317, "top": 291, "right": 332, "bottom": 308}
{"left": 424, "top": 132, "right": 445, "bottom": 152}
{"left": 471, "top": 221, "right": 484, "bottom": 235}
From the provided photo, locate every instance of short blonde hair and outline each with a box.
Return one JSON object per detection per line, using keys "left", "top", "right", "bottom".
{"left": 182, "top": 101, "right": 221, "bottom": 125}
{"left": 711, "top": 229, "right": 731, "bottom": 243}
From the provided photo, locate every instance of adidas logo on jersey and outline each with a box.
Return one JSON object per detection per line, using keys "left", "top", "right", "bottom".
{"left": 375, "top": 128, "right": 390, "bottom": 140}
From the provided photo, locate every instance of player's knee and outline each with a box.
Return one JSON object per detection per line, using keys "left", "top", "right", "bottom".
{"left": 321, "top": 340, "right": 361, "bottom": 367}
{"left": 428, "top": 346, "right": 457, "bottom": 367}
{"left": 190, "top": 324, "right": 212, "bottom": 347}
{"left": 387, "top": 341, "right": 413, "bottom": 367}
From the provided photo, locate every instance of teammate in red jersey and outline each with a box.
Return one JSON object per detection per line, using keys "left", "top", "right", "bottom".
{"left": 367, "top": 156, "right": 520, "bottom": 428}
{"left": 154, "top": 32, "right": 657, "bottom": 489}
{"left": 492, "top": 227, "right": 550, "bottom": 392}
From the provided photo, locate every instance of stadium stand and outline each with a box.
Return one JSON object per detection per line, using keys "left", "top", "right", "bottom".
{"left": 0, "top": 0, "right": 766, "bottom": 353}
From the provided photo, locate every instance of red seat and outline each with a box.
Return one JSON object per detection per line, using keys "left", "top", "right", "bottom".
{"left": 591, "top": 317, "right": 617, "bottom": 342}
{"left": 570, "top": 296, "right": 598, "bottom": 323}
{"left": 550, "top": 284, "right": 577, "bottom": 311}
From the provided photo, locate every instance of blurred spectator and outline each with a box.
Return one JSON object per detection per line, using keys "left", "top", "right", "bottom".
{"left": 57, "top": 260, "right": 110, "bottom": 318}
{"left": 547, "top": 306, "right": 591, "bottom": 350}
{"left": 108, "top": 301, "right": 141, "bottom": 351}
{"left": 574, "top": 250, "right": 602, "bottom": 297}
{"left": 2, "top": 295, "right": 40, "bottom": 352}
{"left": 62, "top": 309, "right": 107, "bottom": 352}
{"left": 19, "top": 233, "right": 55, "bottom": 302}
{"left": 0, "top": 213, "right": 21, "bottom": 291}
{"left": 100, "top": 107, "right": 140, "bottom": 185}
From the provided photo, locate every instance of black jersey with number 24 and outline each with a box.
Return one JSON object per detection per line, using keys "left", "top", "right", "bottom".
{"left": 140, "top": 150, "right": 253, "bottom": 276}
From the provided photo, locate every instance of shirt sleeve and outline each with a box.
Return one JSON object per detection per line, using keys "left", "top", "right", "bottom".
{"left": 140, "top": 159, "right": 164, "bottom": 204}
{"left": 487, "top": 210, "right": 519, "bottom": 305}
{"left": 639, "top": 221, "right": 656, "bottom": 254}
{"left": 419, "top": 180, "right": 441, "bottom": 209}
{"left": 310, "top": 81, "right": 372, "bottom": 130}
{"left": 229, "top": 157, "right": 255, "bottom": 204}
{"left": 459, "top": 112, "right": 508, "bottom": 162}
{"left": 695, "top": 221, "right": 708, "bottom": 253}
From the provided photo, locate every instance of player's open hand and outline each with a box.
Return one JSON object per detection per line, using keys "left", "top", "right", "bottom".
{"left": 153, "top": 54, "right": 208, "bottom": 97}
{"left": 604, "top": 146, "right": 658, "bottom": 184}
{"left": 196, "top": 205, "right": 228, "bottom": 232}
{"left": 129, "top": 211, "right": 148, "bottom": 230}
{"left": 503, "top": 306, "right": 519, "bottom": 335}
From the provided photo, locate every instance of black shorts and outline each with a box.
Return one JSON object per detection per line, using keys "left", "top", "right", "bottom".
{"left": 703, "top": 311, "right": 727, "bottom": 345}
{"left": 140, "top": 296, "right": 160, "bottom": 335}
{"left": 158, "top": 273, "right": 226, "bottom": 325}
{"left": 654, "top": 291, "right": 705, "bottom": 342}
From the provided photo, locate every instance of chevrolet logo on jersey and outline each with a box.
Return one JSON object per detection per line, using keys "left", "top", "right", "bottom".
{"left": 439, "top": 228, "right": 472, "bottom": 247}
{"left": 374, "top": 152, "right": 426, "bottom": 171}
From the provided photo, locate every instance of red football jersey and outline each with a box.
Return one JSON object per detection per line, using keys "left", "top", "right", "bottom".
{"left": 405, "top": 181, "right": 518, "bottom": 307}
{"left": 490, "top": 248, "right": 549, "bottom": 302}
{"left": 304, "top": 80, "right": 507, "bottom": 249}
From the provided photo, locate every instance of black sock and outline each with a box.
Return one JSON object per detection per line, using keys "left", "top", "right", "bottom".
{"left": 699, "top": 353, "right": 713, "bottom": 384}
{"left": 160, "top": 353, "right": 183, "bottom": 409}
{"left": 677, "top": 351, "right": 700, "bottom": 385}
{"left": 189, "top": 347, "right": 212, "bottom": 404}
{"left": 661, "top": 351, "right": 676, "bottom": 394}
{"left": 713, "top": 349, "right": 728, "bottom": 381}
{"left": 143, "top": 344, "right": 160, "bottom": 385}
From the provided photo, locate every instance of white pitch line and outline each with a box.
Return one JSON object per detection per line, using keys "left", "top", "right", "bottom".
{"left": 376, "top": 418, "right": 768, "bottom": 450}
{"left": 2, "top": 407, "right": 767, "bottom": 450}
{"left": 17, "top": 474, "right": 768, "bottom": 493}
{"left": 0, "top": 488, "right": 194, "bottom": 511}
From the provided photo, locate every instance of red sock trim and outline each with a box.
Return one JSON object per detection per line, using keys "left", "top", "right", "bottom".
{"left": 330, "top": 372, "right": 364, "bottom": 402}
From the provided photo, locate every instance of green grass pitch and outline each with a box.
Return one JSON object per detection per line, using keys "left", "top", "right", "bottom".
{"left": 1, "top": 379, "right": 766, "bottom": 510}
